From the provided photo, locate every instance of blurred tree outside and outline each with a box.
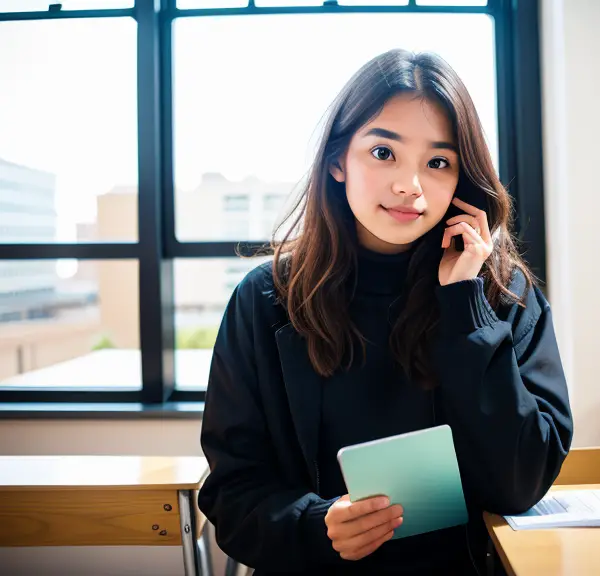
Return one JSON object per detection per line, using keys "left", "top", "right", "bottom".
{"left": 176, "top": 326, "right": 220, "bottom": 349}
{"left": 92, "top": 334, "right": 116, "bottom": 351}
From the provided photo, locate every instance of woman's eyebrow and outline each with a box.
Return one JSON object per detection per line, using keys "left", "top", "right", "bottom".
{"left": 363, "top": 127, "right": 458, "bottom": 153}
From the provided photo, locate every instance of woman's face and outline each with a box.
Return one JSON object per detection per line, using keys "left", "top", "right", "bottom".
{"left": 329, "top": 93, "right": 460, "bottom": 254}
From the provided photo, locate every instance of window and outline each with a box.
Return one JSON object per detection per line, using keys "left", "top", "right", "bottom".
{"left": 339, "top": 0, "right": 408, "bottom": 5}
{"left": 0, "top": 17, "right": 138, "bottom": 244}
{"left": 174, "top": 257, "right": 269, "bottom": 391}
{"left": 222, "top": 219, "right": 250, "bottom": 240}
{"left": 0, "top": 1, "right": 133, "bottom": 10}
{"left": 173, "top": 10, "right": 498, "bottom": 245}
{"left": 0, "top": 0, "right": 545, "bottom": 407}
{"left": 256, "top": 0, "right": 332, "bottom": 5}
{"left": 0, "top": 259, "right": 140, "bottom": 390}
{"left": 417, "top": 1, "right": 486, "bottom": 6}
{"left": 223, "top": 194, "right": 250, "bottom": 212}
{"left": 264, "top": 193, "right": 286, "bottom": 213}
{"left": 177, "top": 0, "right": 247, "bottom": 7}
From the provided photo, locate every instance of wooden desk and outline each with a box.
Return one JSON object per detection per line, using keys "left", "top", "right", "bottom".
{"left": 0, "top": 456, "right": 210, "bottom": 576}
{"left": 484, "top": 448, "right": 600, "bottom": 576}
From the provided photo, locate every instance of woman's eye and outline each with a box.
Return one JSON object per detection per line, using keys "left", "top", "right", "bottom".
{"left": 371, "top": 146, "right": 394, "bottom": 161}
{"left": 428, "top": 157, "right": 450, "bottom": 169}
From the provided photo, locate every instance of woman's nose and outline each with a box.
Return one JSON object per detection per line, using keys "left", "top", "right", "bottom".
{"left": 391, "top": 171, "right": 423, "bottom": 197}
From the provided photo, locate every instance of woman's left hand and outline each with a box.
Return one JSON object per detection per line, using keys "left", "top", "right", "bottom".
{"left": 439, "top": 197, "right": 493, "bottom": 286}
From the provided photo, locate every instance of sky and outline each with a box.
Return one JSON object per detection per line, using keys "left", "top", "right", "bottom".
{"left": 0, "top": 7, "right": 497, "bottom": 243}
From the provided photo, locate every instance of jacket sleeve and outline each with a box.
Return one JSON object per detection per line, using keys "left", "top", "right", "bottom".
{"left": 197, "top": 272, "right": 342, "bottom": 571}
{"left": 433, "top": 277, "right": 573, "bottom": 516}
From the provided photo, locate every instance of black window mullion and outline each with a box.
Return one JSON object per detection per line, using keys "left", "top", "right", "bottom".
{"left": 0, "top": 244, "right": 138, "bottom": 260}
{"left": 493, "top": 0, "right": 518, "bottom": 209}
{"left": 137, "top": 0, "right": 175, "bottom": 404}
{"left": 161, "top": 1, "right": 178, "bottom": 266}
{"left": 509, "top": 0, "right": 546, "bottom": 285}
{"left": 0, "top": 390, "right": 143, "bottom": 403}
{"left": 160, "top": 0, "right": 180, "bottom": 400}
{"left": 166, "top": 241, "right": 269, "bottom": 259}
{"left": 493, "top": 0, "right": 546, "bottom": 285}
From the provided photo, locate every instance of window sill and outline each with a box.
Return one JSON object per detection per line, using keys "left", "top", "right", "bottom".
{"left": 0, "top": 402, "right": 204, "bottom": 419}
{"left": 0, "top": 349, "right": 210, "bottom": 392}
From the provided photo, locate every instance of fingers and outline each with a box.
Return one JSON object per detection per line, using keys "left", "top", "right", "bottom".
{"left": 340, "top": 528, "right": 396, "bottom": 561}
{"left": 333, "top": 514, "right": 403, "bottom": 558}
{"left": 352, "top": 505, "right": 404, "bottom": 535}
{"left": 451, "top": 196, "right": 481, "bottom": 216}
{"left": 328, "top": 501, "right": 403, "bottom": 539}
{"left": 445, "top": 214, "right": 481, "bottom": 236}
{"left": 451, "top": 197, "right": 492, "bottom": 244}
{"left": 325, "top": 496, "right": 404, "bottom": 561}
{"left": 336, "top": 495, "right": 390, "bottom": 523}
{"left": 337, "top": 504, "right": 403, "bottom": 541}
{"left": 442, "top": 222, "right": 483, "bottom": 249}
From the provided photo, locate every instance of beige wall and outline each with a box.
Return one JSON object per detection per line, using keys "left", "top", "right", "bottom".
{"left": 0, "top": 419, "right": 201, "bottom": 458}
{"left": 97, "top": 193, "right": 140, "bottom": 349}
{"left": 98, "top": 259, "right": 140, "bottom": 349}
{"left": 0, "top": 320, "right": 101, "bottom": 380}
{"left": 541, "top": 0, "right": 600, "bottom": 447}
{"left": 97, "top": 190, "right": 137, "bottom": 243}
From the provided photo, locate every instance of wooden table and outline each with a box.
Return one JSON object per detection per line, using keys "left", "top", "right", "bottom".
{"left": 484, "top": 447, "right": 600, "bottom": 576}
{"left": 0, "top": 456, "right": 211, "bottom": 576}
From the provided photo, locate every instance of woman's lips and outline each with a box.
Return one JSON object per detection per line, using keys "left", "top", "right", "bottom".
{"left": 383, "top": 206, "right": 423, "bottom": 222}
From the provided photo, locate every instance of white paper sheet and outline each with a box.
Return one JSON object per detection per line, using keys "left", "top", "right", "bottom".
{"left": 504, "top": 490, "right": 600, "bottom": 530}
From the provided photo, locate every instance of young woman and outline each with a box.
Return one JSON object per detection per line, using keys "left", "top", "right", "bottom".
{"left": 198, "top": 49, "right": 573, "bottom": 575}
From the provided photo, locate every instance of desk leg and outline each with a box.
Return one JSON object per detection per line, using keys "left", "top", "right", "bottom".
{"left": 225, "top": 556, "right": 242, "bottom": 576}
{"left": 178, "top": 489, "right": 211, "bottom": 576}
{"left": 198, "top": 525, "right": 213, "bottom": 576}
{"left": 486, "top": 537, "right": 508, "bottom": 576}
{"left": 486, "top": 536, "right": 495, "bottom": 576}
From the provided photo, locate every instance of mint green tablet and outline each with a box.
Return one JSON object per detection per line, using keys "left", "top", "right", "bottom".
{"left": 337, "top": 424, "right": 468, "bottom": 539}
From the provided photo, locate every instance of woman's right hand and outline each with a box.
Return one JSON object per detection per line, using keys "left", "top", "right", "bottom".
{"left": 324, "top": 495, "right": 404, "bottom": 561}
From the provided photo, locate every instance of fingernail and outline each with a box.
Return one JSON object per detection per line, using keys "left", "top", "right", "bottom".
{"left": 394, "top": 517, "right": 404, "bottom": 527}
{"left": 378, "top": 497, "right": 390, "bottom": 508}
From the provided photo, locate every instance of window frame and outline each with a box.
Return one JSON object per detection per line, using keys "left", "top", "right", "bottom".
{"left": 0, "top": 0, "right": 545, "bottom": 407}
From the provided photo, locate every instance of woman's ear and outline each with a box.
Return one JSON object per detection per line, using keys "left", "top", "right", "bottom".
{"left": 329, "top": 159, "right": 346, "bottom": 183}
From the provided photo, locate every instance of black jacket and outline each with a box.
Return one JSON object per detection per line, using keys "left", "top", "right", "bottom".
{"left": 198, "top": 262, "right": 573, "bottom": 573}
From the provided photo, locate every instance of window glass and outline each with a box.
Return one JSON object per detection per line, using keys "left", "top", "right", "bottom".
{"left": 0, "top": 18, "right": 138, "bottom": 243}
{"left": 0, "top": 259, "right": 140, "bottom": 390}
{"left": 173, "top": 12, "right": 497, "bottom": 241}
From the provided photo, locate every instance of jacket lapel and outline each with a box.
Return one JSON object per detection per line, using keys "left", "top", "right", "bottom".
{"left": 275, "top": 322, "right": 323, "bottom": 490}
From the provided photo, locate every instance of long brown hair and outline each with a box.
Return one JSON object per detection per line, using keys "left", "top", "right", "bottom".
{"left": 271, "top": 48, "right": 533, "bottom": 388}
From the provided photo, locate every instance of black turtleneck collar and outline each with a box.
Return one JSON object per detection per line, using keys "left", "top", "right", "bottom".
{"left": 354, "top": 244, "right": 415, "bottom": 296}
